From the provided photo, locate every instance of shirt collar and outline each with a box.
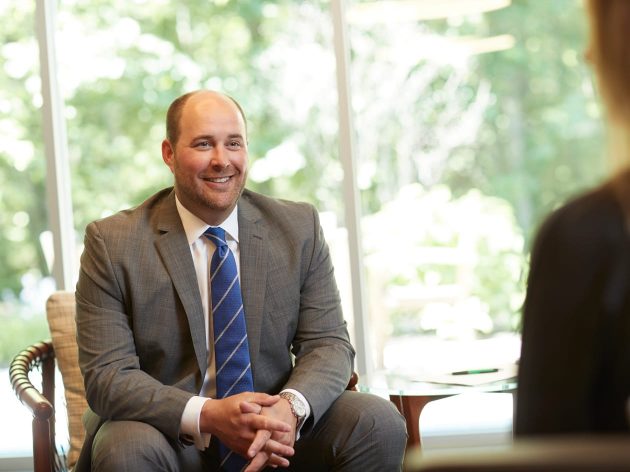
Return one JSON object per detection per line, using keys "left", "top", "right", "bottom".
{"left": 175, "top": 196, "right": 239, "bottom": 245}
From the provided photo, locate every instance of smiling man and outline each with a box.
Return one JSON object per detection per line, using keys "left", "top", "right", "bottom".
{"left": 75, "top": 90, "right": 407, "bottom": 472}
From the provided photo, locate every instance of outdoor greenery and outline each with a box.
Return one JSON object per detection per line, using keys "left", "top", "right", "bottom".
{"left": 363, "top": 184, "right": 525, "bottom": 338}
{"left": 351, "top": 0, "right": 605, "bottom": 343}
{"left": 0, "top": 0, "right": 607, "bottom": 367}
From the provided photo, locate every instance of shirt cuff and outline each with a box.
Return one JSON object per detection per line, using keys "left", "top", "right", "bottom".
{"left": 280, "top": 388, "right": 311, "bottom": 440}
{"left": 180, "top": 396, "right": 212, "bottom": 450}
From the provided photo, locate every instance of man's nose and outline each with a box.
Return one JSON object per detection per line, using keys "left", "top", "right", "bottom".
{"left": 210, "top": 146, "right": 229, "bottom": 169}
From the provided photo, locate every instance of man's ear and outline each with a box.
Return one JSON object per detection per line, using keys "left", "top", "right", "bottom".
{"left": 162, "top": 139, "right": 175, "bottom": 172}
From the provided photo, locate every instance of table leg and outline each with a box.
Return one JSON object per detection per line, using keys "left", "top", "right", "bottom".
{"left": 390, "top": 394, "right": 450, "bottom": 448}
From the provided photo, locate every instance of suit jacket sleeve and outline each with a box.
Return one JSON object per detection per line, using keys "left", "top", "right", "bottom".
{"left": 286, "top": 205, "right": 355, "bottom": 428}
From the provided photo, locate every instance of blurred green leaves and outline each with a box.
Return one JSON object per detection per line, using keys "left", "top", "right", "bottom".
{"left": 0, "top": 0, "right": 608, "bottom": 361}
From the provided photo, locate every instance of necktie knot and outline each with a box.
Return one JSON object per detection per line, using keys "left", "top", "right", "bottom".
{"left": 204, "top": 227, "right": 227, "bottom": 257}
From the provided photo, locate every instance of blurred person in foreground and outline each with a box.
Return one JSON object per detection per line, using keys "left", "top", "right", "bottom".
{"left": 516, "top": 0, "right": 630, "bottom": 435}
{"left": 75, "top": 89, "right": 407, "bottom": 471}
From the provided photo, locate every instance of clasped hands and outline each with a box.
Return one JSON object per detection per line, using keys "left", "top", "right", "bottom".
{"left": 200, "top": 392, "right": 298, "bottom": 471}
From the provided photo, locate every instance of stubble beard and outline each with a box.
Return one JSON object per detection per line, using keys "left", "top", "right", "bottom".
{"left": 176, "top": 173, "right": 246, "bottom": 217}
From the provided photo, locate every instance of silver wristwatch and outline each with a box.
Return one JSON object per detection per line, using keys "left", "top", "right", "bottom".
{"left": 279, "top": 391, "right": 307, "bottom": 430}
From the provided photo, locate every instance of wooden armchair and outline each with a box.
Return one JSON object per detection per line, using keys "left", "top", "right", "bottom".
{"left": 10, "top": 291, "right": 86, "bottom": 472}
{"left": 9, "top": 291, "right": 359, "bottom": 472}
{"left": 10, "top": 340, "right": 64, "bottom": 472}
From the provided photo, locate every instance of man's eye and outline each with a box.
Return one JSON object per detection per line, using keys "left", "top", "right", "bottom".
{"left": 195, "top": 141, "right": 210, "bottom": 148}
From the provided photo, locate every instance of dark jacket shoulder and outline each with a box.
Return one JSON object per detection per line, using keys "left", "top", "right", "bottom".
{"left": 533, "top": 179, "right": 626, "bottom": 263}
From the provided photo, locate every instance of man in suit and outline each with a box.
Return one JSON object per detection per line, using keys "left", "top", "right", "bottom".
{"left": 75, "top": 90, "right": 407, "bottom": 471}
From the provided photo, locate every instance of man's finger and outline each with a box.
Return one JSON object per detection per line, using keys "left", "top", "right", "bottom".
{"left": 249, "top": 415, "right": 291, "bottom": 433}
{"left": 263, "top": 438, "right": 295, "bottom": 458}
{"left": 264, "top": 452, "right": 291, "bottom": 468}
{"left": 240, "top": 401, "right": 262, "bottom": 415}
{"left": 248, "top": 429, "right": 271, "bottom": 458}
{"left": 243, "top": 451, "right": 269, "bottom": 472}
{"left": 248, "top": 393, "right": 281, "bottom": 406}
{"left": 244, "top": 451, "right": 290, "bottom": 472}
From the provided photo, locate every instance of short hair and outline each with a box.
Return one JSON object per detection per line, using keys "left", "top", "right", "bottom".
{"left": 165, "top": 90, "right": 248, "bottom": 146}
{"left": 586, "top": 0, "right": 630, "bottom": 124}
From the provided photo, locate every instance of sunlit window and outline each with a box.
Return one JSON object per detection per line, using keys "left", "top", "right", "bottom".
{"left": 0, "top": 0, "right": 56, "bottom": 458}
{"left": 347, "top": 0, "right": 605, "bottom": 375}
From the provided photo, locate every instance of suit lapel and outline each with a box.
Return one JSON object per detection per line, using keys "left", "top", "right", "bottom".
{"left": 154, "top": 192, "right": 208, "bottom": 375}
{"left": 238, "top": 193, "right": 268, "bottom": 372}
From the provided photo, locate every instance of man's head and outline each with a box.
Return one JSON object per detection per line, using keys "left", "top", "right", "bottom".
{"left": 162, "top": 90, "right": 248, "bottom": 226}
{"left": 166, "top": 90, "right": 248, "bottom": 147}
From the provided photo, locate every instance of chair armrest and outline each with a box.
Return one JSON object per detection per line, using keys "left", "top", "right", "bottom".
{"left": 346, "top": 371, "right": 359, "bottom": 391}
{"left": 10, "top": 340, "right": 59, "bottom": 472}
{"left": 9, "top": 340, "right": 56, "bottom": 420}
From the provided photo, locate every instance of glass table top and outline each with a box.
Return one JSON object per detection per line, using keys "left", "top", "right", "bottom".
{"left": 358, "top": 367, "right": 518, "bottom": 397}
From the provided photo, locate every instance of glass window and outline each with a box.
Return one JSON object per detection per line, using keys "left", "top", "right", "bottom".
{"left": 6, "top": 0, "right": 346, "bottom": 459}
{"left": 0, "top": 1, "right": 57, "bottom": 458}
{"left": 54, "top": 0, "right": 341, "bottom": 229}
{"left": 346, "top": 0, "right": 605, "bottom": 375}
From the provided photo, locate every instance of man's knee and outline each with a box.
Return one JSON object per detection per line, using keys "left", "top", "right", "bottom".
{"left": 373, "top": 395, "right": 408, "bottom": 459}
{"left": 92, "top": 420, "right": 178, "bottom": 472}
{"left": 342, "top": 393, "right": 407, "bottom": 470}
{"left": 303, "top": 391, "right": 407, "bottom": 470}
{"left": 351, "top": 392, "right": 408, "bottom": 446}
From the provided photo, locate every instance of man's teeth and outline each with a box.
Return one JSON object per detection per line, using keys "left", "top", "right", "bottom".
{"left": 207, "top": 177, "right": 229, "bottom": 183}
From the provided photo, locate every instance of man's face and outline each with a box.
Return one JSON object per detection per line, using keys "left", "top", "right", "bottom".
{"left": 162, "top": 92, "right": 248, "bottom": 225}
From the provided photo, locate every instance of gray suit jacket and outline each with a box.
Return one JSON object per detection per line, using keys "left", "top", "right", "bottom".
{"left": 75, "top": 187, "right": 354, "bottom": 457}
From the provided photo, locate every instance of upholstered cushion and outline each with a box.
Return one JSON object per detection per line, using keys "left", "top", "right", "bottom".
{"left": 46, "top": 291, "right": 87, "bottom": 469}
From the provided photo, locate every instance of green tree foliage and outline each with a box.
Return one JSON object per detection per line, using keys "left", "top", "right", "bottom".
{"left": 350, "top": 0, "right": 605, "bottom": 246}
{"left": 468, "top": 0, "right": 605, "bottom": 243}
{"left": 61, "top": 0, "right": 340, "bottom": 231}
{"left": 0, "top": 3, "right": 48, "bottom": 297}
{"left": 347, "top": 0, "right": 605, "bottom": 338}
{"left": 0, "top": 0, "right": 608, "bottom": 363}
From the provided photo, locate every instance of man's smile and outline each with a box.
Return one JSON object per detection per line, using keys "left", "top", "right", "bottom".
{"left": 203, "top": 176, "right": 231, "bottom": 183}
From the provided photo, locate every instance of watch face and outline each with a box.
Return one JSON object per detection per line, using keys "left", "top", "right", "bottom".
{"left": 282, "top": 393, "right": 306, "bottom": 418}
{"left": 292, "top": 399, "right": 306, "bottom": 418}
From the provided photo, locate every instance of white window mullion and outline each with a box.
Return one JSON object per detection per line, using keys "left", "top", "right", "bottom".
{"left": 35, "top": 0, "right": 76, "bottom": 290}
{"left": 331, "top": 0, "right": 373, "bottom": 378}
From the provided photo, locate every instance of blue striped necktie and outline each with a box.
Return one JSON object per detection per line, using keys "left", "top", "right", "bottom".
{"left": 204, "top": 227, "right": 253, "bottom": 472}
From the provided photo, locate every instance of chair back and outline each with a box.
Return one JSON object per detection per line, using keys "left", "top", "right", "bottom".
{"left": 46, "top": 291, "right": 87, "bottom": 469}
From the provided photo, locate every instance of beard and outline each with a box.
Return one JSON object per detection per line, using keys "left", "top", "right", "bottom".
{"left": 174, "top": 171, "right": 246, "bottom": 223}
